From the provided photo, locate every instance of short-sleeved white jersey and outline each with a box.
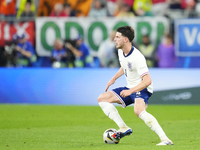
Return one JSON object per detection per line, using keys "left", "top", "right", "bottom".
{"left": 118, "top": 46, "right": 153, "bottom": 93}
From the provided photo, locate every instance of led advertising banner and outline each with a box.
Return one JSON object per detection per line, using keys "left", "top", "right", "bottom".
{"left": 0, "top": 21, "right": 35, "bottom": 46}
{"left": 36, "top": 17, "right": 170, "bottom": 56}
{"left": 175, "top": 19, "right": 200, "bottom": 57}
{"left": 0, "top": 68, "right": 200, "bottom": 105}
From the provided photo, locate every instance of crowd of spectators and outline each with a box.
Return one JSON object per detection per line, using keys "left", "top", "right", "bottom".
{"left": 139, "top": 35, "right": 156, "bottom": 68}
{"left": 0, "top": 0, "right": 200, "bottom": 68}
{"left": 1, "top": 0, "right": 199, "bottom": 21}
{"left": 3, "top": 31, "right": 37, "bottom": 67}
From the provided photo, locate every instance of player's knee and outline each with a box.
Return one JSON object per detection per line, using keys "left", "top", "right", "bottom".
{"left": 97, "top": 94, "right": 104, "bottom": 102}
{"left": 134, "top": 108, "right": 142, "bottom": 117}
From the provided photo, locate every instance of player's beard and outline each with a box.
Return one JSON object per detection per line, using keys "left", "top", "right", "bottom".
{"left": 116, "top": 43, "right": 123, "bottom": 49}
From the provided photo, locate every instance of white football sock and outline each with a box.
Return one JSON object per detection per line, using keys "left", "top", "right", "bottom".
{"left": 139, "top": 110, "right": 169, "bottom": 141}
{"left": 99, "top": 102, "right": 127, "bottom": 128}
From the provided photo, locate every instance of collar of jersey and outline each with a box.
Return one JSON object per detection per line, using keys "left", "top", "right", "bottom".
{"left": 123, "top": 46, "right": 134, "bottom": 57}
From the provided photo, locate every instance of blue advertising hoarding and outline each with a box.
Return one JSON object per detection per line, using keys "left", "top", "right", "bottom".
{"left": 0, "top": 68, "right": 200, "bottom": 105}
{"left": 175, "top": 19, "right": 200, "bottom": 57}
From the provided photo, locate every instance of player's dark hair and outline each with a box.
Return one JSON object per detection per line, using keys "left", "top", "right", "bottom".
{"left": 116, "top": 26, "right": 135, "bottom": 42}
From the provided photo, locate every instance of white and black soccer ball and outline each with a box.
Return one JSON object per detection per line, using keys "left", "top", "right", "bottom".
{"left": 103, "top": 128, "right": 120, "bottom": 144}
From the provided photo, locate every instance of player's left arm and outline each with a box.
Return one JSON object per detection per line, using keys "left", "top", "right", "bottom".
{"left": 130, "top": 73, "right": 152, "bottom": 93}
{"left": 120, "top": 73, "right": 152, "bottom": 98}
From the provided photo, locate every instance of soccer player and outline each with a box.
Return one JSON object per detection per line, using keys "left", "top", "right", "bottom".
{"left": 98, "top": 26, "right": 173, "bottom": 145}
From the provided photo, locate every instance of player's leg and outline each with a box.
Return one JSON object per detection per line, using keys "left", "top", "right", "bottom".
{"left": 134, "top": 98, "right": 173, "bottom": 145}
{"left": 98, "top": 87, "right": 134, "bottom": 139}
{"left": 98, "top": 91, "right": 129, "bottom": 129}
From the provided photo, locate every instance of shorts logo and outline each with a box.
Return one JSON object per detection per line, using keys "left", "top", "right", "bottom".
{"left": 136, "top": 92, "right": 141, "bottom": 97}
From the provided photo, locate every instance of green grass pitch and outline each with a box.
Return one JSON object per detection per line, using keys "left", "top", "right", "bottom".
{"left": 0, "top": 104, "right": 200, "bottom": 150}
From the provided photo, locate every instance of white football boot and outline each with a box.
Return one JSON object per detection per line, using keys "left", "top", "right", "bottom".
{"left": 156, "top": 140, "right": 174, "bottom": 146}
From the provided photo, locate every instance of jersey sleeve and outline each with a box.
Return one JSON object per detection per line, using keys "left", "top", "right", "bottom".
{"left": 135, "top": 54, "right": 149, "bottom": 77}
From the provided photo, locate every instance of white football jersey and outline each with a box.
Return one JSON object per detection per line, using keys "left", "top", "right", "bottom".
{"left": 118, "top": 46, "right": 153, "bottom": 93}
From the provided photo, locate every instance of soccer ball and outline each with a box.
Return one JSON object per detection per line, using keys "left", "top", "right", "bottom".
{"left": 103, "top": 128, "right": 120, "bottom": 144}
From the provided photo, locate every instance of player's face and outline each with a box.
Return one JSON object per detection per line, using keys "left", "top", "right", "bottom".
{"left": 114, "top": 32, "right": 125, "bottom": 49}
{"left": 114, "top": 32, "right": 124, "bottom": 49}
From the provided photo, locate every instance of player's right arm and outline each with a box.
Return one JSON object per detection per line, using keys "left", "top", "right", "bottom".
{"left": 105, "top": 67, "right": 124, "bottom": 92}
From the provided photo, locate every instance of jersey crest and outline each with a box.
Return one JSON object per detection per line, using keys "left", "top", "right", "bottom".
{"left": 127, "top": 61, "right": 132, "bottom": 70}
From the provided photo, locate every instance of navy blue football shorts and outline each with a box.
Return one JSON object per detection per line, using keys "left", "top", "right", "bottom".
{"left": 111, "top": 87, "right": 152, "bottom": 108}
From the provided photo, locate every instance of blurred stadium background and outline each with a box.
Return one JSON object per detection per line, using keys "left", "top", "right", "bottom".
{"left": 0, "top": 0, "right": 200, "bottom": 105}
{"left": 0, "top": 1, "right": 200, "bottom": 149}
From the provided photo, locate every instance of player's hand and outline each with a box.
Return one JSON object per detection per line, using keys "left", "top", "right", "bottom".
{"left": 105, "top": 78, "right": 115, "bottom": 92}
{"left": 120, "top": 90, "right": 132, "bottom": 98}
